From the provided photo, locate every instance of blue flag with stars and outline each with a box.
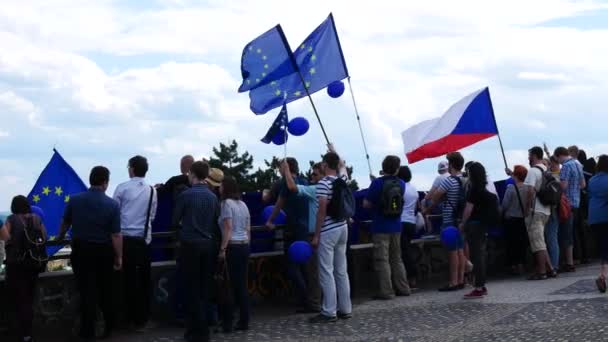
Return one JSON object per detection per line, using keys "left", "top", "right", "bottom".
{"left": 28, "top": 149, "right": 87, "bottom": 255}
{"left": 261, "top": 103, "right": 289, "bottom": 144}
{"left": 238, "top": 24, "right": 297, "bottom": 93}
{"left": 248, "top": 13, "right": 349, "bottom": 114}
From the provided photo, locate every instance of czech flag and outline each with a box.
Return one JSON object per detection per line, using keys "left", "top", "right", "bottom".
{"left": 402, "top": 87, "right": 498, "bottom": 164}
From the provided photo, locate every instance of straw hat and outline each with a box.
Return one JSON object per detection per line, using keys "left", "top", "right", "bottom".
{"left": 206, "top": 168, "right": 224, "bottom": 187}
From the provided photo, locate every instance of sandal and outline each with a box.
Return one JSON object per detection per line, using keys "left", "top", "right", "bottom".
{"left": 527, "top": 273, "right": 547, "bottom": 281}
{"left": 596, "top": 277, "right": 607, "bottom": 293}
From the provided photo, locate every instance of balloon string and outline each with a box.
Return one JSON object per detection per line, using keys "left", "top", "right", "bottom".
{"left": 346, "top": 77, "right": 373, "bottom": 176}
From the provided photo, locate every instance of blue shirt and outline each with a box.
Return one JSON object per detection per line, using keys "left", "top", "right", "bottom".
{"left": 561, "top": 158, "right": 584, "bottom": 208}
{"left": 63, "top": 188, "right": 121, "bottom": 244}
{"left": 366, "top": 176, "right": 405, "bottom": 234}
{"left": 296, "top": 185, "right": 319, "bottom": 234}
{"left": 172, "top": 183, "right": 220, "bottom": 242}
{"left": 280, "top": 177, "right": 311, "bottom": 240}
{"left": 588, "top": 172, "right": 608, "bottom": 225}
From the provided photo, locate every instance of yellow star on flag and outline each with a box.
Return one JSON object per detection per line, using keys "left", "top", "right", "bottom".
{"left": 300, "top": 44, "right": 306, "bottom": 50}
{"left": 256, "top": 78, "right": 260, "bottom": 83}
{"left": 309, "top": 68, "right": 316, "bottom": 75}
{"left": 55, "top": 186, "right": 63, "bottom": 196}
{"left": 294, "top": 91, "right": 301, "bottom": 97}
{"left": 246, "top": 79, "right": 251, "bottom": 84}
{"left": 33, "top": 195, "right": 40, "bottom": 203}
{"left": 271, "top": 81, "right": 277, "bottom": 86}
{"left": 64, "top": 195, "right": 70, "bottom": 203}
{"left": 308, "top": 46, "right": 313, "bottom": 52}
{"left": 275, "top": 89, "right": 282, "bottom": 96}
{"left": 305, "top": 81, "right": 311, "bottom": 89}
{"left": 42, "top": 186, "right": 51, "bottom": 196}
{"left": 256, "top": 48, "right": 262, "bottom": 53}
{"left": 311, "top": 54, "right": 317, "bottom": 62}
{"left": 264, "top": 64, "right": 269, "bottom": 69}
{"left": 262, "top": 55, "right": 267, "bottom": 60}
{"left": 262, "top": 72, "right": 266, "bottom": 77}
{"left": 249, "top": 46, "right": 253, "bottom": 51}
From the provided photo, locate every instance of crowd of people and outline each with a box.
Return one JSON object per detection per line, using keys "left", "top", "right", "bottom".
{"left": 1, "top": 143, "right": 608, "bottom": 341}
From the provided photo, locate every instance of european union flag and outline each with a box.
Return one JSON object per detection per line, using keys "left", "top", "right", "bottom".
{"left": 28, "top": 149, "right": 87, "bottom": 255}
{"left": 248, "top": 13, "right": 349, "bottom": 114}
{"left": 238, "top": 24, "right": 297, "bottom": 93}
{"left": 261, "top": 104, "right": 289, "bottom": 144}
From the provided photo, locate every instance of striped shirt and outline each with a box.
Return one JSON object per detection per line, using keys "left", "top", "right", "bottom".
{"left": 316, "top": 175, "right": 348, "bottom": 233}
{"left": 561, "top": 158, "right": 584, "bottom": 208}
{"left": 438, "top": 174, "right": 464, "bottom": 226}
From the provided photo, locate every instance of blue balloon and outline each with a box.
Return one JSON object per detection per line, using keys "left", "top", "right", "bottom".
{"left": 288, "top": 241, "right": 313, "bottom": 264}
{"left": 327, "top": 80, "right": 345, "bottom": 98}
{"left": 287, "top": 117, "right": 310, "bottom": 136}
{"left": 440, "top": 226, "right": 460, "bottom": 249}
{"left": 272, "top": 129, "right": 288, "bottom": 145}
{"left": 262, "top": 205, "right": 287, "bottom": 225}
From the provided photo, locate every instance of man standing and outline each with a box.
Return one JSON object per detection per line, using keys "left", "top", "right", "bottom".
{"left": 58, "top": 166, "right": 122, "bottom": 340}
{"left": 113, "top": 155, "right": 157, "bottom": 331}
{"left": 266, "top": 157, "right": 320, "bottom": 313}
{"left": 172, "top": 161, "right": 220, "bottom": 342}
{"left": 309, "top": 151, "right": 352, "bottom": 323}
{"left": 555, "top": 146, "right": 586, "bottom": 272}
{"left": 156, "top": 155, "right": 194, "bottom": 199}
{"left": 426, "top": 152, "right": 467, "bottom": 291}
{"left": 364, "top": 156, "right": 410, "bottom": 299}
{"left": 524, "top": 147, "right": 555, "bottom": 279}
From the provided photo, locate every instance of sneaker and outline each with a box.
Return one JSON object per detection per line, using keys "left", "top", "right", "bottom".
{"left": 463, "top": 288, "right": 486, "bottom": 299}
{"left": 596, "top": 277, "right": 607, "bottom": 293}
{"left": 438, "top": 284, "right": 460, "bottom": 292}
{"left": 308, "top": 314, "right": 338, "bottom": 324}
{"left": 337, "top": 311, "right": 352, "bottom": 320}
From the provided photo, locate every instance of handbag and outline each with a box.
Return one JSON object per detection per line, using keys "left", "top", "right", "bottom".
{"left": 215, "top": 259, "right": 234, "bottom": 306}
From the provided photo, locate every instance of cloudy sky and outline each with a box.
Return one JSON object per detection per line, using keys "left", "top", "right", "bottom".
{"left": 1, "top": 0, "right": 608, "bottom": 209}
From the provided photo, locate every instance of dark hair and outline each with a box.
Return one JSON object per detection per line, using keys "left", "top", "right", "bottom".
{"left": 550, "top": 155, "right": 559, "bottom": 164}
{"left": 554, "top": 146, "right": 569, "bottom": 157}
{"left": 90, "top": 166, "right": 110, "bottom": 186}
{"left": 397, "top": 166, "right": 412, "bottom": 183}
{"left": 312, "top": 162, "right": 323, "bottom": 172}
{"left": 190, "top": 161, "right": 209, "bottom": 181}
{"left": 322, "top": 152, "right": 340, "bottom": 171}
{"left": 467, "top": 162, "right": 488, "bottom": 191}
{"left": 11, "top": 195, "right": 31, "bottom": 215}
{"left": 381, "top": 155, "right": 401, "bottom": 175}
{"left": 578, "top": 150, "right": 588, "bottom": 164}
{"left": 568, "top": 145, "right": 579, "bottom": 157}
{"left": 446, "top": 152, "right": 464, "bottom": 171}
{"left": 529, "top": 146, "right": 544, "bottom": 160}
{"left": 129, "top": 155, "right": 149, "bottom": 177}
{"left": 286, "top": 157, "right": 299, "bottom": 174}
{"left": 597, "top": 155, "right": 608, "bottom": 173}
{"left": 221, "top": 175, "right": 241, "bottom": 201}
{"left": 584, "top": 157, "right": 597, "bottom": 175}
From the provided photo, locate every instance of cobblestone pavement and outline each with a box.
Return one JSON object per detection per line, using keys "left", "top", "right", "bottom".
{"left": 85, "top": 264, "right": 608, "bottom": 342}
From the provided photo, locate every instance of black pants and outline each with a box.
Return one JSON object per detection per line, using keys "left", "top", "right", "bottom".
{"left": 401, "top": 223, "right": 418, "bottom": 279}
{"left": 465, "top": 222, "right": 487, "bottom": 288}
{"left": 222, "top": 244, "right": 250, "bottom": 330}
{"left": 71, "top": 240, "right": 115, "bottom": 339}
{"left": 122, "top": 237, "right": 151, "bottom": 326}
{"left": 5, "top": 265, "right": 38, "bottom": 339}
{"left": 573, "top": 207, "right": 589, "bottom": 262}
{"left": 504, "top": 217, "right": 528, "bottom": 267}
{"left": 180, "top": 240, "right": 213, "bottom": 342}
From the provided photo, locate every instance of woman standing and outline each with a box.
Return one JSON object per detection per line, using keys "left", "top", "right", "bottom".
{"left": 460, "top": 163, "right": 498, "bottom": 299}
{"left": 588, "top": 155, "right": 608, "bottom": 292}
{"left": 0, "top": 195, "right": 47, "bottom": 342}
{"left": 502, "top": 165, "right": 529, "bottom": 275}
{"left": 218, "top": 176, "right": 251, "bottom": 332}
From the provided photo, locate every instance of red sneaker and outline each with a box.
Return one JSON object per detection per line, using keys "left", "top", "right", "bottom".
{"left": 464, "top": 288, "right": 486, "bottom": 299}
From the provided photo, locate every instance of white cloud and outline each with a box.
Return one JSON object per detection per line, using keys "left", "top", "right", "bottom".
{"left": 1, "top": 0, "right": 608, "bottom": 208}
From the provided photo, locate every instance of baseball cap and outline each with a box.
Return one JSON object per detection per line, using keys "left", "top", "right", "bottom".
{"left": 438, "top": 161, "right": 449, "bottom": 172}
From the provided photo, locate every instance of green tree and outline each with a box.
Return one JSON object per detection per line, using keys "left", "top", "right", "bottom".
{"left": 208, "top": 140, "right": 255, "bottom": 191}
{"left": 250, "top": 156, "right": 282, "bottom": 191}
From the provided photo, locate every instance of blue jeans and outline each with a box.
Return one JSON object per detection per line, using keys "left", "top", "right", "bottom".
{"left": 545, "top": 212, "right": 560, "bottom": 270}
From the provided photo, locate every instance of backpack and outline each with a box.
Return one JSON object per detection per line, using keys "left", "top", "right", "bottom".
{"left": 327, "top": 177, "right": 356, "bottom": 221}
{"left": 559, "top": 193, "right": 572, "bottom": 223}
{"left": 380, "top": 178, "right": 404, "bottom": 218}
{"left": 533, "top": 166, "right": 561, "bottom": 206}
{"left": 7, "top": 215, "right": 48, "bottom": 273}
{"left": 446, "top": 176, "right": 465, "bottom": 224}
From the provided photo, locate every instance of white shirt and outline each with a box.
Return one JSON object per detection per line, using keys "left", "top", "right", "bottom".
{"left": 113, "top": 177, "right": 158, "bottom": 244}
{"left": 401, "top": 182, "right": 418, "bottom": 224}
{"left": 524, "top": 164, "right": 550, "bottom": 216}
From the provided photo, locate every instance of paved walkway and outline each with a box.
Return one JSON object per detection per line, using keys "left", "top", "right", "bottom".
{"left": 96, "top": 264, "right": 608, "bottom": 341}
